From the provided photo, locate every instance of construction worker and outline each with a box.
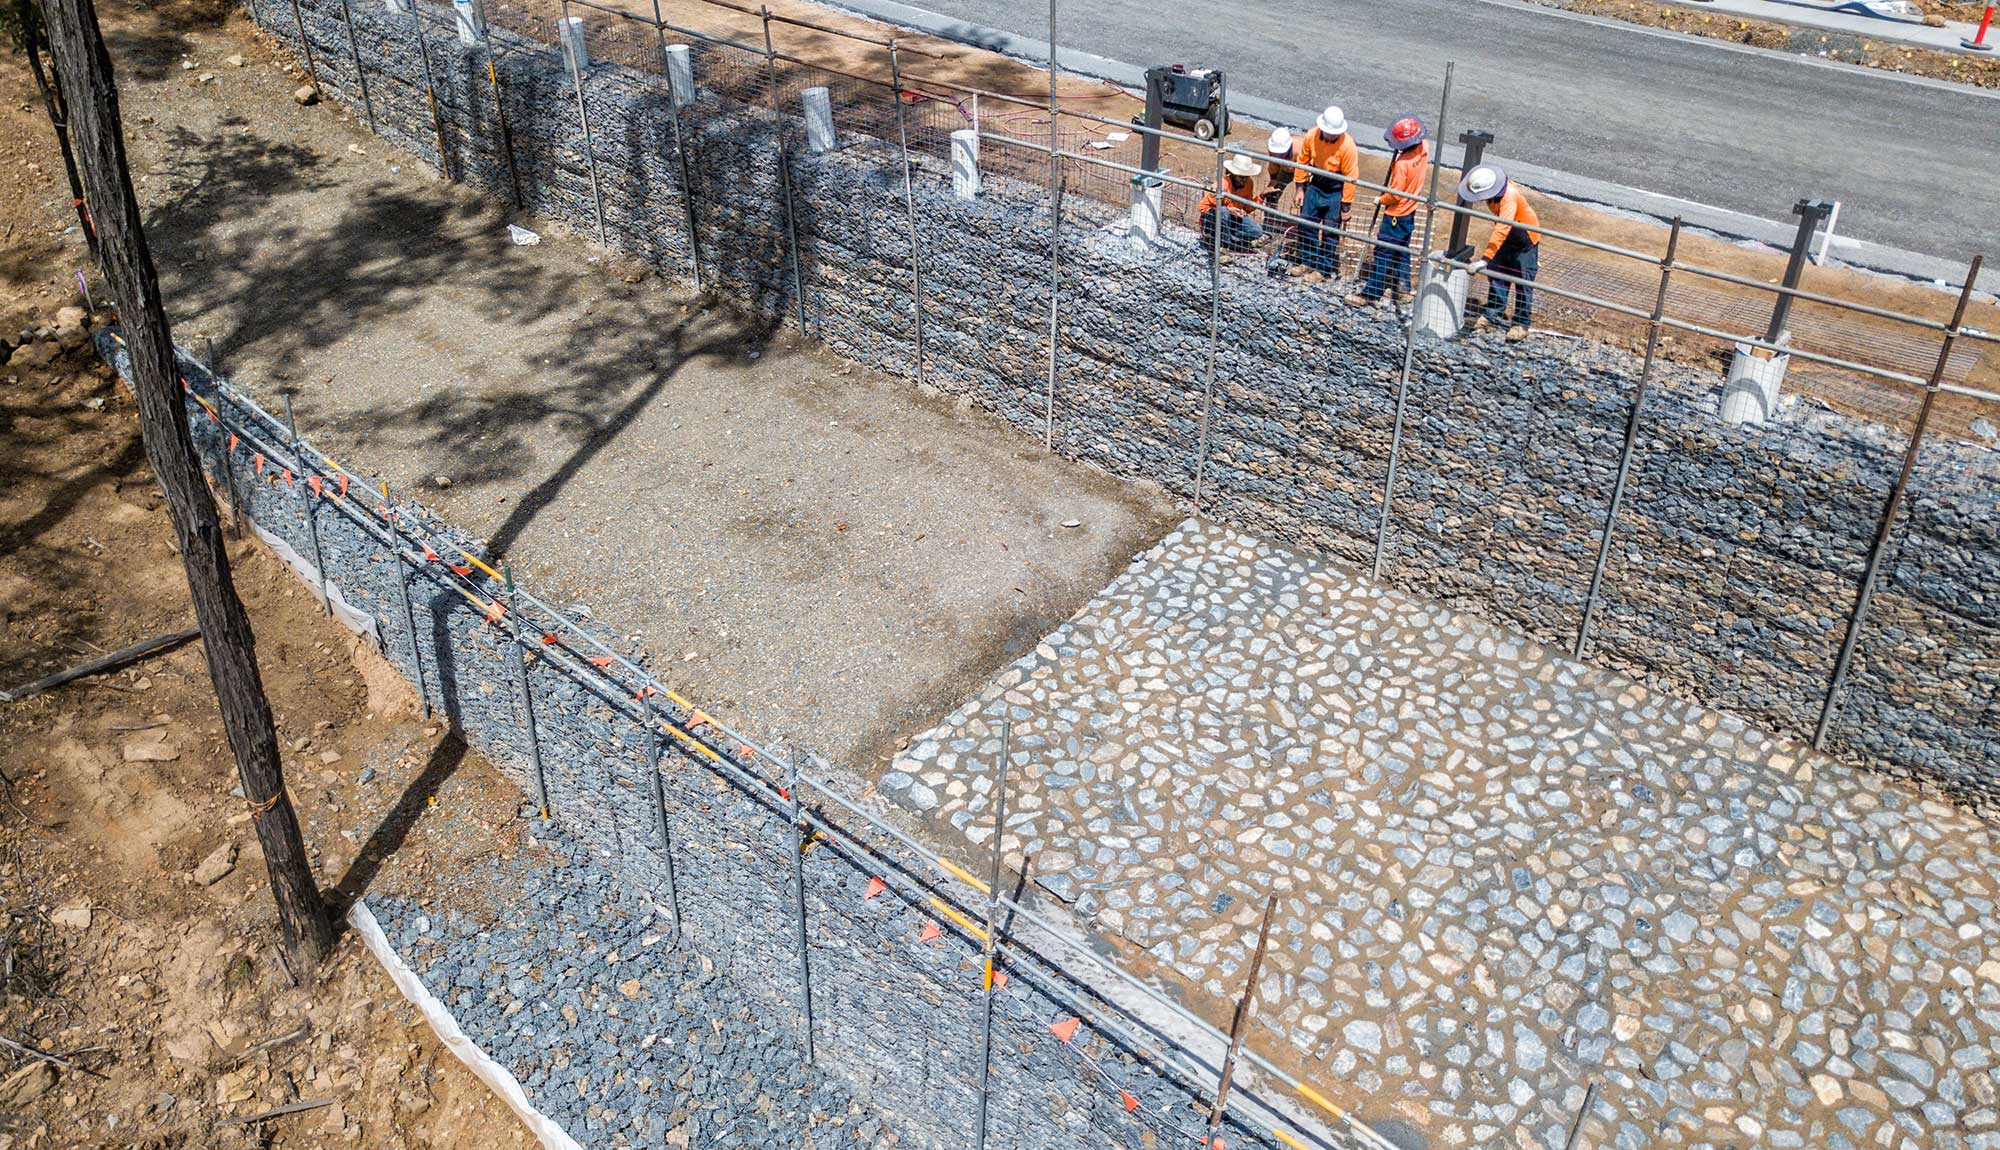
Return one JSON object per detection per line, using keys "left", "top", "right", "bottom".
{"left": 1457, "top": 163, "right": 1541, "bottom": 341}
{"left": 1199, "top": 153, "right": 1265, "bottom": 254}
{"left": 1347, "top": 116, "right": 1429, "bottom": 308}
{"left": 1260, "top": 128, "right": 1299, "bottom": 275}
{"left": 1286, "top": 106, "right": 1358, "bottom": 282}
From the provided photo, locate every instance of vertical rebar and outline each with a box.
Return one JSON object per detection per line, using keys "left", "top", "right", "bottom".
{"left": 652, "top": 0, "right": 705, "bottom": 292}
{"left": 971, "top": 720, "right": 1011, "bottom": 1150}
{"left": 222, "top": 416, "right": 246, "bottom": 537}
{"left": 408, "top": 3, "right": 454, "bottom": 183}
{"left": 505, "top": 565, "right": 551, "bottom": 815}
{"left": 562, "top": 0, "right": 607, "bottom": 244}
{"left": 641, "top": 691, "right": 682, "bottom": 937}
{"left": 487, "top": 55, "right": 523, "bottom": 209}
{"left": 1203, "top": 894, "right": 1276, "bottom": 1150}
{"left": 1562, "top": 1080, "right": 1600, "bottom": 1150}
{"left": 760, "top": 6, "right": 811, "bottom": 335}
{"left": 1574, "top": 218, "right": 1681, "bottom": 661}
{"left": 282, "top": 395, "right": 332, "bottom": 617}
{"left": 285, "top": 0, "right": 321, "bottom": 98}
{"left": 335, "top": 0, "right": 377, "bottom": 134}
{"left": 1372, "top": 64, "right": 1453, "bottom": 581}
{"left": 381, "top": 482, "right": 432, "bottom": 720}
{"left": 1041, "top": 0, "right": 1060, "bottom": 448}
{"left": 1812, "top": 254, "right": 1983, "bottom": 750}
{"left": 889, "top": 40, "right": 928, "bottom": 390}
{"left": 787, "top": 758, "right": 815, "bottom": 1063}
{"left": 1191, "top": 136, "right": 1226, "bottom": 511}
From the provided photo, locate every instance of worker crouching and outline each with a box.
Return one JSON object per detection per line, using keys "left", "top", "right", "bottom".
{"left": 1457, "top": 163, "right": 1541, "bottom": 342}
{"left": 1347, "top": 116, "right": 1429, "bottom": 308}
{"left": 1200, "top": 153, "right": 1266, "bottom": 255}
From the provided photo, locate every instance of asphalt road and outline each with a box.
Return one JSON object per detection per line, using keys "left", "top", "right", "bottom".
{"left": 856, "top": 0, "right": 1998, "bottom": 264}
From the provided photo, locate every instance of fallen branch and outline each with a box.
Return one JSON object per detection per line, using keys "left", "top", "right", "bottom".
{"left": 227, "top": 1023, "right": 309, "bottom": 1067}
{"left": 210, "top": 1096, "right": 336, "bottom": 1128}
{"left": 0, "top": 1033, "right": 106, "bottom": 1078}
{"left": 0, "top": 627, "right": 199, "bottom": 703}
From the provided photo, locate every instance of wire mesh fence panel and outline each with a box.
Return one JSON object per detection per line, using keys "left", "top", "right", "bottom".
{"left": 1039, "top": 152, "right": 1211, "bottom": 496}
{"left": 903, "top": 137, "right": 1058, "bottom": 424}
{"left": 1588, "top": 374, "right": 1926, "bottom": 744}
{"left": 1829, "top": 437, "right": 2000, "bottom": 791}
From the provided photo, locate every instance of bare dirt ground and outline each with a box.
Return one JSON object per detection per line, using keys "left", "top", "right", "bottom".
{"left": 0, "top": 9, "right": 543, "bottom": 1145}
{"left": 0, "top": 336, "right": 542, "bottom": 1147}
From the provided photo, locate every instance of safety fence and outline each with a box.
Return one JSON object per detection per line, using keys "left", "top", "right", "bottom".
{"left": 105, "top": 328, "right": 1430, "bottom": 1149}
{"left": 250, "top": 0, "right": 1999, "bottom": 815}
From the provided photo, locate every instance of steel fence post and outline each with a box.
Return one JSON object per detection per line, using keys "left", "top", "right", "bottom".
{"left": 652, "top": 0, "right": 705, "bottom": 292}
{"left": 641, "top": 691, "right": 683, "bottom": 937}
{"left": 504, "top": 564, "right": 552, "bottom": 816}
{"left": 408, "top": 2, "right": 454, "bottom": 183}
{"left": 1042, "top": 0, "right": 1060, "bottom": 448}
{"left": 485, "top": 52, "right": 524, "bottom": 209}
{"left": 1372, "top": 64, "right": 1453, "bottom": 581}
{"left": 1812, "top": 254, "right": 1982, "bottom": 750}
{"left": 1202, "top": 894, "right": 1276, "bottom": 1150}
{"left": 222, "top": 414, "right": 247, "bottom": 537}
{"left": 335, "top": 0, "right": 378, "bottom": 134}
{"left": 1574, "top": 217, "right": 1681, "bottom": 661}
{"left": 1191, "top": 136, "right": 1225, "bottom": 511}
{"left": 281, "top": 395, "right": 332, "bottom": 617}
{"left": 380, "top": 482, "right": 432, "bottom": 720}
{"left": 890, "top": 39, "right": 928, "bottom": 390}
{"left": 561, "top": 0, "right": 607, "bottom": 244}
{"left": 971, "top": 721, "right": 1011, "bottom": 1150}
{"left": 787, "top": 757, "right": 816, "bottom": 1064}
{"left": 285, "top": 0, "right": 322, "bottom": 98}
{"left": 761, "top": 5, "right": 811, "bottom": 335}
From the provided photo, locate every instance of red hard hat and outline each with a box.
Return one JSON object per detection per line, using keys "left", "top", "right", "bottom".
{"left": 1385, "top": 116, "right": 1427, "bottom": 150}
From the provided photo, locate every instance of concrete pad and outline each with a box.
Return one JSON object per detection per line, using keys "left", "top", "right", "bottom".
{"left": 122, "top": 45, "right": 1180, "bottom": 770}
{"left": 887, "top": 518, "right": 2000, "bottom": 1148}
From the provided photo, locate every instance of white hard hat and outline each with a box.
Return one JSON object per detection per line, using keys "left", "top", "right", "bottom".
{"left": 1457, "top": 163, "right": 1508, "bottom": 202}
{"left": 1266, "top": 127, "right": 1293, "bottom": 153}
{"left": 1316, "top": 105, "right": 1346, "bottom": 137}
{"left": 1223, "top": 153, "right": 1263, "bottom": 179}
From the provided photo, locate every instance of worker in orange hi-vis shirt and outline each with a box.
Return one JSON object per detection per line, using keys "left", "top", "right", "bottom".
{"left": 1198, "top": 153, "right": 1266, "bottom": 255}
{"left": 1285, "top": 105, "right": 1359, "bottom": 282}
{"left": 1347, "top": 116, "right": 1430, "bottom": 308}
{"left": 1457, "top": 163, "right": 1542, "bottom": 342}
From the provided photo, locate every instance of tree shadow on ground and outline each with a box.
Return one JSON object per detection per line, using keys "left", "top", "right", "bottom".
{"left": 326, "top": 730, "right": 466, "bottom": 912}
{"left": 139, "top": 104, "right": 783, "bottom": 552}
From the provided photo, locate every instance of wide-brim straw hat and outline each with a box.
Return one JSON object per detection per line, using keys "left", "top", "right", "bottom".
{"left": 1224, "top": 153, "right": 1264, "bottom": 179}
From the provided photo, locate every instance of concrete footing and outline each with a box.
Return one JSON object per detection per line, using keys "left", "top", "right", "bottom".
{"left": 1128, "top": 177, "right": 1163, "bottom": 246}
{"left": 665, "top": 44, "right": 694, "bottom": 108}
{"left": 950, "top": 129, "right": 980, "bottom": 199}
{"left": 1721, "top": 339, "right": 1791, "bottom": 425}
{"left": 1414, "top": 264, "right": 1469, "bottom": 339}
{"left": 557, "top": 16, "right": 587, "bottom": 72}
{"left": 803, "top": 87, "right": 835, "bottom": 153}
{"left": 452, "top": 0, "right": 485, "bottom": 46}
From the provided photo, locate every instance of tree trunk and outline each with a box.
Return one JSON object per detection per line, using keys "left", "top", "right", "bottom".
{"left": 16, "top": 0, "right": 98, "bottom": 260}
{"left": 38, "top": 0, "right": 335, "bottom": 962}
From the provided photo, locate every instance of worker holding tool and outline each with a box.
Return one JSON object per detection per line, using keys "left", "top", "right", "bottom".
{"left": 1456, "top": 163, "right": 1541, "bottom": 341}
{"left": 1260, "top": 128, "right": 1299, "bottom": 276}
{"left": 1288, "top": 106, "right": 1358, "bottom": 282}
{"left": 1347, "top": 115, "right": 1430, "bottom": 308}
{"left": 1199, "top": 153, "right": 1265, "bottom": 255}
